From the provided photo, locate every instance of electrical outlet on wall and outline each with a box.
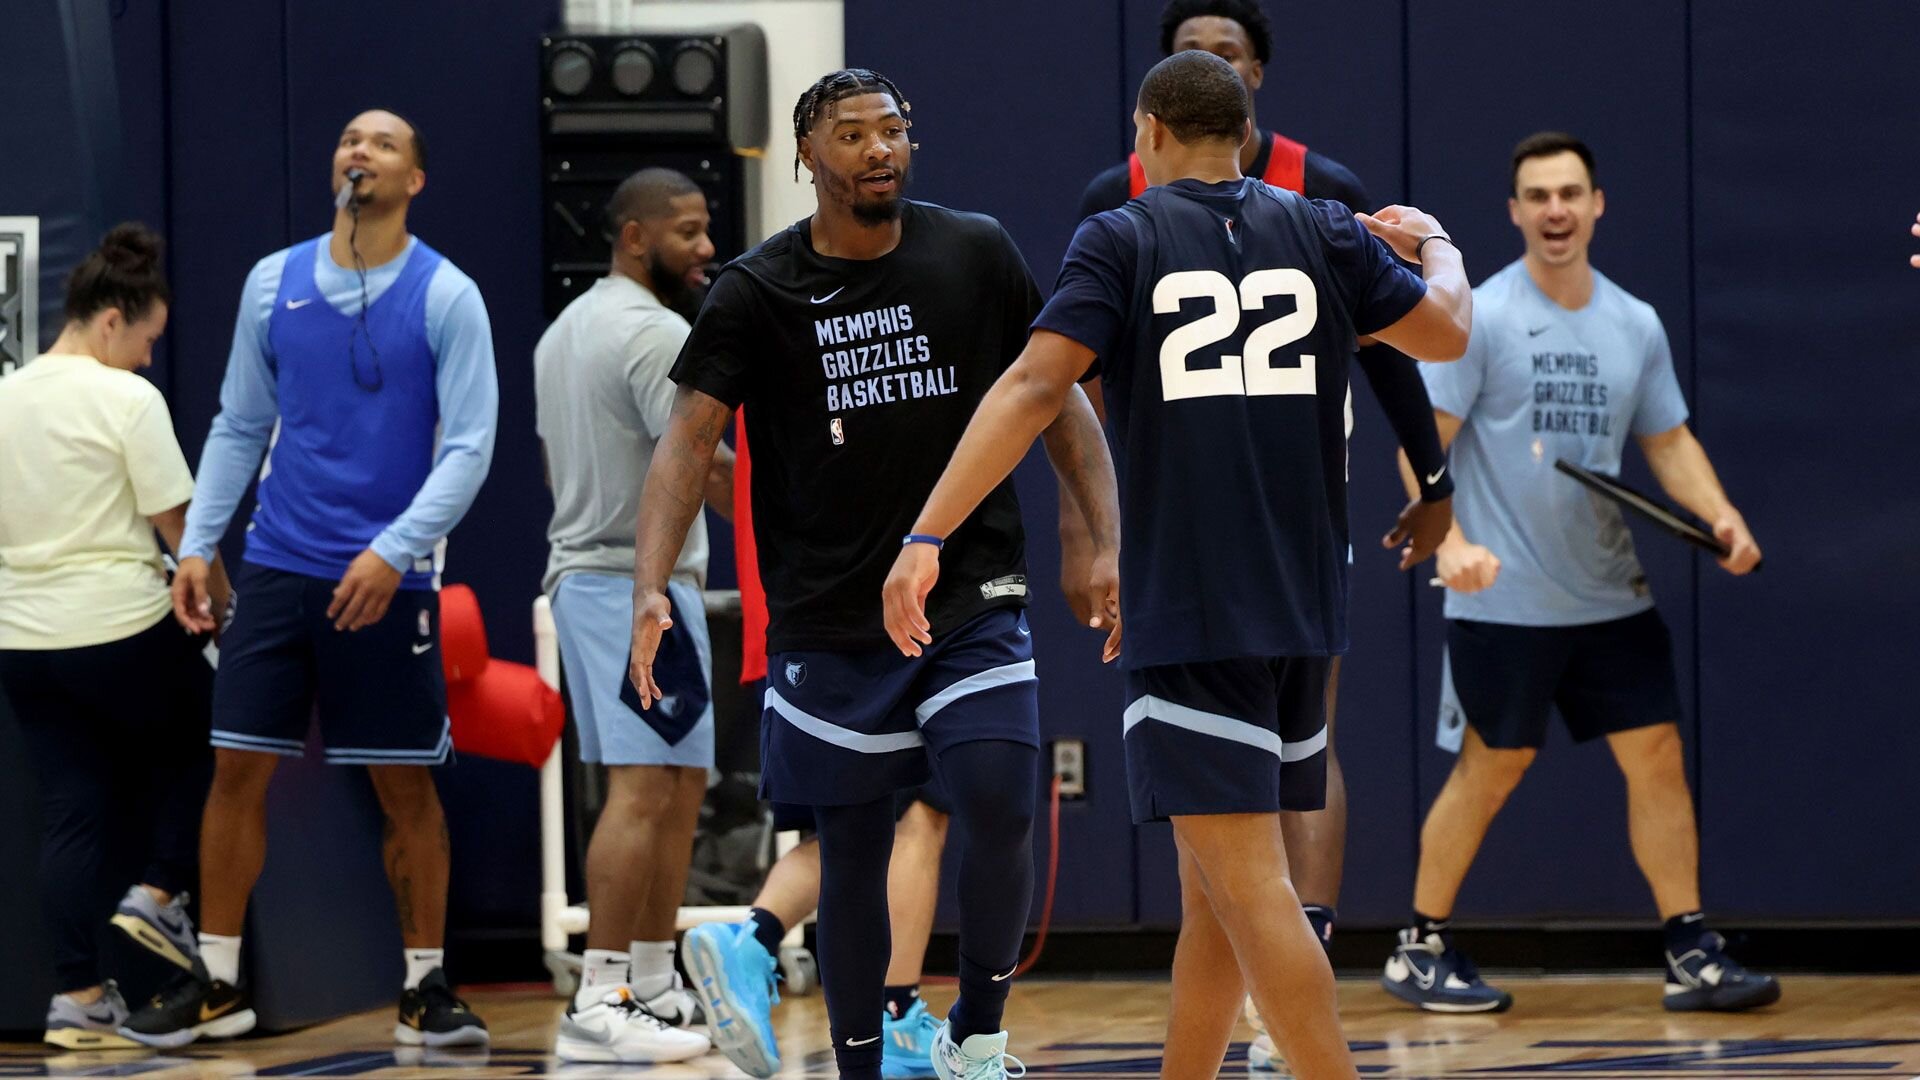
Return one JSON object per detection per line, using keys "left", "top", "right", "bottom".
{"left": 1051, "top": 738, "right": 1086, "bottom": 799}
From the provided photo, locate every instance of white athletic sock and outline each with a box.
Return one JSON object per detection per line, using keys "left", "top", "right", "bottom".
{"left": 575, "top": 949, "right": 631, "bottom": 1009}
{"left": 199, "top": 934, "right": 241, "bottom": 986}
{"left": 628, "top": 939, "right": 676, "bottom": 999}
{"left": 403, "top": 948, "right": 444, "bottom": 990}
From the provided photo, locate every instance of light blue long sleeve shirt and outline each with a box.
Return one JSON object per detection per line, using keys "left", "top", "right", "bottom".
{"left": 181, "top": 236, "right": 498, "bottom": 574}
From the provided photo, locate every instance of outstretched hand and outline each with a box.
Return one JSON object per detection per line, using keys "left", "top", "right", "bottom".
{"left": 1356, "top": 205, "right": 1451, "bottom": 264}
{"left": 1384, "top": 496, "right": 1453, "bottom": 571}
{"left": 628, "top": 588, "right": 674, "bottom": 708}
{"left": 883, "top": 543, "right": 941, "bottom": 657}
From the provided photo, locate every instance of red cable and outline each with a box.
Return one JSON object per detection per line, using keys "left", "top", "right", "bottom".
{"left": 1012, "top": 773, "right": 1063, "bottom": 978}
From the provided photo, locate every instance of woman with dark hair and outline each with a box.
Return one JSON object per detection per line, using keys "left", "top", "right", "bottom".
{"left": 0, "top": 223, "right": 229, "bottom": 1049}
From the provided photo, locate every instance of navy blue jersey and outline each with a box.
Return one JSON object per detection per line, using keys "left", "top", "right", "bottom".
{"left": 1034, "top": 178, "right": 1427, "bottom": 667}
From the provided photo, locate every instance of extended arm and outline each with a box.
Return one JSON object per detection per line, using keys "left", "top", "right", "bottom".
{"left": 1356, "top": 206, "right": 1472, "bottom": 361}
{"left": 884, "top": 330, "right": 1096, "bottom": 655}
{"left": 1395, "top": 410, "right": 1501, "bottom": 592}
{"left": 1039, "top": 382, "right": 1121, "bottom": 649}
{"left": 1357, "top": 342, "right": 1455, "bottom": 568}
{"left": 1637, "top": 423, "right": 1761, "bottom": 573}
{"left": 629, "top": 385, "right": 735, "bottom": 703}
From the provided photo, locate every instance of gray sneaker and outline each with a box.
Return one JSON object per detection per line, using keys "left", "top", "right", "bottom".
{"left": 111, "top": 885, "right": 197, "bottom": 970}
{"left": 45, "top": 982, "right": 138, "bottom": 1050}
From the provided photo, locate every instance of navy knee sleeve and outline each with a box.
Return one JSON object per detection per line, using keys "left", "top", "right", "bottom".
{"left": 935, "top": 739, "right": 1039, "bottom": 1042}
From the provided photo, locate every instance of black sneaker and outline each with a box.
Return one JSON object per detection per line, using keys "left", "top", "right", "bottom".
{"left": 119, "top": 962, "right": 255, "bottom": 1049}
{"left": 1381, "top": 928, "right": 1514, "bottom": 1013}
{"left": 1664, "top": 932, "right": 1781, "bottom": 1011}
{"left": 396, "top": 968, "right": 489, "bottom": 1047}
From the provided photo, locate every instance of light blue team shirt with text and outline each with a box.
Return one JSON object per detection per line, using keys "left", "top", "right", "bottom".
{"left": 1420, "top": 260, "right": 1689, "bottom": 627}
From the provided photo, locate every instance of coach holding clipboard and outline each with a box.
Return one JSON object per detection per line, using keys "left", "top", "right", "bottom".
{"left": 1380, "top": 132, "right": 1775, "bottom": 1016}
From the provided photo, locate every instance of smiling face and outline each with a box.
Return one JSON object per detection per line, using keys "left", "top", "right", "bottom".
{"left": 800, "top": 92, "right": 912, "bottom": 225}
{"left": 625, "top": 191, "right": 716, "bottom": 305}
{"left": 1509, "top": 150, "right": 1604, "bottom": 268}
{"left": 332, "top": 109, "right": 425, "bottom": 209}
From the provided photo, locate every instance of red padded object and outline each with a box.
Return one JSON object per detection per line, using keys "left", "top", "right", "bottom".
{"left": 439, "top": 583, "right": 490, "bottom": 685}
{"left": 447, "top": 659, "right": 565, "bottom": 767}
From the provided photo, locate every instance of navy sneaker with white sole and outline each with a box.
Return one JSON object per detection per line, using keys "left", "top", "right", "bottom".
{"left": 1664, "top": 933, "right": 1781, "bottom": 1011}
{"left": 1381, "top": 928, "right": 1513, "bottom": 1013}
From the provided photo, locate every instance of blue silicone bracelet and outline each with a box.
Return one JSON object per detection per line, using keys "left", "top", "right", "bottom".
{"left": 902, "top": 533, "right": 945, "bottom": 549}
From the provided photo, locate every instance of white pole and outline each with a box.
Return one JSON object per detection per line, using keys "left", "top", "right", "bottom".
{"left": 534, "top": 597, "right": 570, "bottom": 954}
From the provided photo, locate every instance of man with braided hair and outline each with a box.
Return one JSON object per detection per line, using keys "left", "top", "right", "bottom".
{"left": 631, "top": 68, "right": 1119, "bottom": 1080}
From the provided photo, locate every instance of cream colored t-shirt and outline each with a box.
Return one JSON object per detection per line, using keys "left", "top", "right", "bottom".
{"left": 0, "top": 353, "right": 196, "bottom": 649}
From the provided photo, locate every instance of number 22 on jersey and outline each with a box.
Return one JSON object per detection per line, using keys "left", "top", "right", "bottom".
{"left": 1155, "top": 268, "right": 1318, "bottom": 402}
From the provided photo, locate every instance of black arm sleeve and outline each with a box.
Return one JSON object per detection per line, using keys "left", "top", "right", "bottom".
{"left": 1354, "top": 342, "right": 1453, "bottom": 501}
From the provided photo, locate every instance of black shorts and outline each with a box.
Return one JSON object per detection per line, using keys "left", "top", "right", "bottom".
{"left": 1440, "top": 609, "right": 1682, "bottom": 751}
{"left": 1122, "top": 656, "right": 1331, "bottom": 823}
{"left": 769, "top": 779, "right": 953, "bottom": 835}
{"left": 210, "top": 561, "right": 450, "bottom": 766}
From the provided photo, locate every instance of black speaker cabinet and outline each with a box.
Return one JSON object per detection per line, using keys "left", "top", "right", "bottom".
{"left": 539, "top": 26, "right": 768, "bottom": 319}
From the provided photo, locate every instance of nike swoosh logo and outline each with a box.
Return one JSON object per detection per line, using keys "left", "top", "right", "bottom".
{"left": 1411, "top": 960, "right": 1437, "bottom": 990}
{"left": 1425, "top": 467, "right": 1447, "bottom": 485}
{"left": 1527, "top": 325, "right": 1549, "bottom": 336}
{"left": 411, "top": 642, "right": 434, "bottom": 655}
{"left": 810, "top": 287, "right": 845, "bottom": 304}
{"left": 846, "top": 1035, "right": 880, "bottom": 1046}
{"left": 1018, "top": 626, "right": 1031, "bottom": 636}
{"left": 991, "top": 967, "right": 1017, "bottom": 982}
{"left": 286, "top": 298, "right": 315, "bottom": 310}
{"left": 199, "top": 1001, "right": 230, "bottom": 1022}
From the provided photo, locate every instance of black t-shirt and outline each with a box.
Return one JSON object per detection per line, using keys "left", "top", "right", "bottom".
{"left": 1076, "top": 130, "right": 1371, "bottom": 220}
{"left": 672, "top": 201, "right": 1044, "bottom": 653}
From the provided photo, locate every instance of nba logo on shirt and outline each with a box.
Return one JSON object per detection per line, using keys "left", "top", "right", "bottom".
{"left": 829, "top": 417, "right": 845, "bottom": 445}
{"left": 418, "top": 610, "right": 431, "bottom": 637}
{"left": 785, "top": 661, "right": 807, "bottom": 687}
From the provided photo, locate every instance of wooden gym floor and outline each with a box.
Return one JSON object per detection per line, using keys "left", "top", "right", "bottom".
{"left": 4, "top": 975, "right": 1918, "bottom": 1077}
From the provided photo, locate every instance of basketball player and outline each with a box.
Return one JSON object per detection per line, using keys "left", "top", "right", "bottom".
{"left": 886, "top": 50, "right": 1471, "bottom": 1080}
{"left": 627, "top": 69, "right": 1118, "bottom": 1080}
{"left": 1380, "top": 132, "right": 1778, "bottom": 1014}
{"left": 535, "top": 167, "right": 724, "bottom": 1063}
{"left": 1073, "top": 2, "right": 1456, "bottom": 1009}
{"left": 122, "top": 110, "right": 496, "bottom": 1048}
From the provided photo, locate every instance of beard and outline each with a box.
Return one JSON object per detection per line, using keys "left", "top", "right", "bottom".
{"left": 821, "top": 162, "right": 910, "bottom": 226}
{"left": 648, "top": 251, "right": 700, "bottom": 313}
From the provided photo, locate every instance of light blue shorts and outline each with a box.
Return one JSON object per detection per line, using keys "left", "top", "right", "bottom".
{"left": 551, "top": 573, "right": 713, "bottom": 768}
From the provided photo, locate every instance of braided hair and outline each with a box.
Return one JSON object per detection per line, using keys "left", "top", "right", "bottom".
{"left": 791, "top": 68, "right": 913, "bottom": 180}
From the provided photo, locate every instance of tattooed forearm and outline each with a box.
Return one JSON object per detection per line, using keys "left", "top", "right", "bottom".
{"left": 634, "top": 386, "right": 734, "bottom": 591}
{"left": 1042, "top": 386, "right": 1121, "bottom": 551}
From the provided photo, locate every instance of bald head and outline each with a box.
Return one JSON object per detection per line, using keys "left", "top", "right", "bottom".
{"left": 606, "top": 168, "right": 704, "bottom": 232}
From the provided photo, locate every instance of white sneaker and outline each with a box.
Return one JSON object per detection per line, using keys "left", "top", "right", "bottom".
{"left": 1243, "top": 997, "right": 1286, "bottom": 1074}
{"left": 1247, "top": 1032, "right": 1288, "bottom": 1074}
{"left": 640, "top": 974, "right": 705, "bottom": 1029}
{"left": 555, "top": 987, "right": 711, "bottom": 1064}
{"left": 931, "top": 1023, "right": 1025, "bottom": 1080}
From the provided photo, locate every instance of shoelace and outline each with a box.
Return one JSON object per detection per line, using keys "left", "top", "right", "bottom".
{"left": 421, "top": 981, "right": 474, "bottom": 1018}
{"left": 758, "top": 944, "right": 783, "bottom": 1008}
{"left": 954, "top": 1050, "right": 1026, "bottom": 1080}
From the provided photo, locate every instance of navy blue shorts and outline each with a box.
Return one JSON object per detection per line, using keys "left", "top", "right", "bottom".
{"left": 760, "top": 607, "right": 1038, "bottom": 807}
{"left": 1123, "top": 656, "right": 1331, "bottom": 823}
{"left": 210, "top": 561, "right": 450, "bottom": 766}
{"left": 1439, "top": 609, "right": 1682, "bottom": 751}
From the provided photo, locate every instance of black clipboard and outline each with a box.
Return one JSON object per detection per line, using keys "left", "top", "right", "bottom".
{"left": 1554, "top": 459, "right": 1759, "bottom": 570}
